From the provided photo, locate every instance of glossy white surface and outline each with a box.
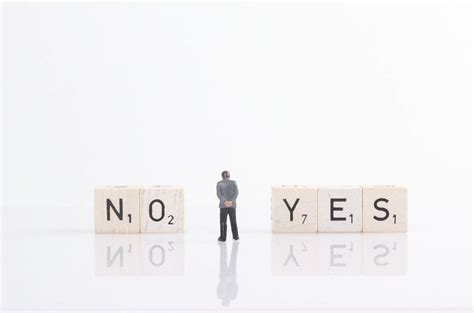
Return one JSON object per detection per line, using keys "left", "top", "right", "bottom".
{"left": 2, "top": 227, "right": 471, "bottom": 311}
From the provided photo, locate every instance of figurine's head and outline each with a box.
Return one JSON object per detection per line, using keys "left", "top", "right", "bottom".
{"left": 221, "top": 170, "right": 230, "bottom": 179}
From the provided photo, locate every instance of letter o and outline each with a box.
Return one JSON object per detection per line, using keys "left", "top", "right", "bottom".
{"left": 149, "top": 199, "right": 165, "bottom": 222}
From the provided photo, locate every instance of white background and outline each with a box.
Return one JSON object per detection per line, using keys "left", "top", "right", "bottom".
{"left": 1, "top": 1, "right": 472, "bottom": 311}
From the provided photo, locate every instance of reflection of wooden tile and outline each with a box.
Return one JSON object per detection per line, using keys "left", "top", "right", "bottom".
{"left": 94, "top": 234, "right": 140, "bottom": 275}
{"left": 363, "top": 234, "right": 407, "bottom": 275}
{"left": 317, "top": 234, "right": 363, "bottom": 275}
{"left": 271, "top": 186, "right": 318, "bottom": 233}
{"left": 95, "top": 186, "right": 140, "bottom": 233}
{"left": 140, "top": 186, "right": 184, "bottom": 233}
{"left": 318, "top": 186, "right": 362, "bottom": 232}
{"left": 140, "top": 234, "right": 185, "bottom": 275}
{"left": 363, "top": 186, "right": 407, "bottom": 232}
{"left": 271, "top": 235, "right": 317, "bottom": 275}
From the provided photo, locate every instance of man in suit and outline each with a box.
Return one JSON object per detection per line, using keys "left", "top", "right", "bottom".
{"left": 216, "top": 170, "right": 239, "bottom": 241}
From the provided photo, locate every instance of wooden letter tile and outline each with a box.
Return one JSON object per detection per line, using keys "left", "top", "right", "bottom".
{"left": 318, "top": 186, "right": 362, "bottom": 232}
{"left": 362, "top": 186, "right": 407, "bottom": 232}
{"left": 140, "top": 186, "right": 184, "bottom": 233}
{"left": 95, "top": 186, "right": 140, "bottom": 233}
{"left": 271, "top": 186, "right": 317, "bottom": 233}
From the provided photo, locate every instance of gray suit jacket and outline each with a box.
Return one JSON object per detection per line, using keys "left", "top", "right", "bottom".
{"left": 216, "top": 179, "right": 239, "bottom": 209}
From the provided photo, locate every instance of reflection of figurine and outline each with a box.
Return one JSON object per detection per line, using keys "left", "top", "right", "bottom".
{"left": 216, "top": 171, "right": 239, "bottom": 241}
{"left": 217, "top": 241, "right": 239, "bottom": 306}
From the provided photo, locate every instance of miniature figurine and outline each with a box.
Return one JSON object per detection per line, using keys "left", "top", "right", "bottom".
{"left": 216, "top": 170, "right": 239, "bottom": 241}
{"left": 217, "top": 241, "right": 239, "bottom": 306}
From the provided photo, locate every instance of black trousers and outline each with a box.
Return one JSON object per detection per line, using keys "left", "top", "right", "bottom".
{"left": 219, "top": 207, "right": 239, "bottom": 241}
